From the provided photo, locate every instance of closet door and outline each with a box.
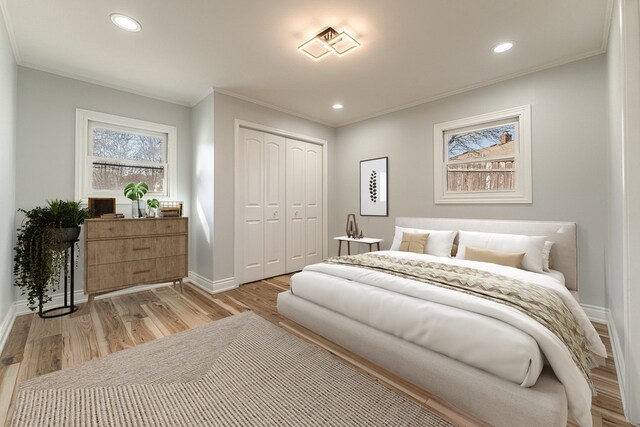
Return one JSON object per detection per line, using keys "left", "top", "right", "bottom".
{"left": 263, "top": 133, "right": 286, "bottom": 278}
{"left": 286, "top": 139, "right": 307, "bottom": 272}
{"left": 305, "top": 143, "right": 323, "bottom": 265}
{"left": 238, "top": 128, "right": 264, "bottom": 283}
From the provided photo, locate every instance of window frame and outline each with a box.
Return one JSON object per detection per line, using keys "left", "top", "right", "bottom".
{"left": 75, "top": 109, "right": 178, "bottom": 204}
{"left": 433, "top": 105, "right": 532, "bottom": 204}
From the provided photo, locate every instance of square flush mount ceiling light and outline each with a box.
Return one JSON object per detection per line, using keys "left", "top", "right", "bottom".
{"left": 298, "top": 27, "right": 360, "bottom": 61}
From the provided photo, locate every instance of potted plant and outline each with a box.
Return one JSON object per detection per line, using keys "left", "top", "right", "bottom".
{"left": 124, "top": 181, "right": 149, "bottom": 218}
{"left": 13, "top": 200, "right": 91, "bottom": 312}
{"left": 146, "top": 198, "right": 159, "bottom": 218}
{"left": 48, "top": 199, "right": 91, "bottom": 249}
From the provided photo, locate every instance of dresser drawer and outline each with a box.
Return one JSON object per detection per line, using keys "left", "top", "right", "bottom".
{"left": 85, "top": 218, "right": 187, "bottom": 239}
{"left": 86, "top": 255, "right": 187, "bottom": 293}
{"left": 86, "top": 235, "right": 187, "bottom": 266}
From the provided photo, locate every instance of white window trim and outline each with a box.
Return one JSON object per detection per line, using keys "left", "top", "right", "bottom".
{"left": 75, "top": 109, "right": 178, "bottom": 204}
{"left": 433, "top": 104, "right": 532, "bottom": 204}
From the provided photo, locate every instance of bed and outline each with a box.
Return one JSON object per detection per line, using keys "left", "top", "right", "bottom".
{"left": 277, "top": 217, "right": 606, "bottom": 427}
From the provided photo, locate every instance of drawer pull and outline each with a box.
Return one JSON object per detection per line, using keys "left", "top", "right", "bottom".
{"left": 133, "top": 246, "right": 151, "bottom": 251}
{"left": 132, "top": 269, "right": 151, "bottom": 275}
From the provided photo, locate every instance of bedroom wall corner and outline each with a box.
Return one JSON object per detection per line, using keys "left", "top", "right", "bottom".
{"left": 190, "top": 91, "right": 215, "bottom": 283}
{"left": 0, "top": 5, "right": 18, "bottom": 352}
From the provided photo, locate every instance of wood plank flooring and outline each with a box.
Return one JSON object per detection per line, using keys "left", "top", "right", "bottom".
{"left": 0, "top": 275, "right": 632, "bottom": 427}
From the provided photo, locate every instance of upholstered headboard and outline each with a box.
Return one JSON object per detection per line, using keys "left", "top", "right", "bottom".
{"left": 395, "top": 217, "right": 578, "bottom": 291}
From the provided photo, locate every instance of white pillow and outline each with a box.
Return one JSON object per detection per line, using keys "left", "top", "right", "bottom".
{"left": 456, "top": 230, "right": 546, "bottom": 273}
{"left": 542, "top": 241, "right": 554, "bottom": 272}
{"left": 390, "top": 226, "right": 457, "bottom": 258}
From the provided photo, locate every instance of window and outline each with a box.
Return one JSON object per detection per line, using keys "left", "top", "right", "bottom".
{"left": 433, "top": 105, "right": 532, "bottom": 204}
{"left": 76, "top": 109, "right": 177, "bottom": 202}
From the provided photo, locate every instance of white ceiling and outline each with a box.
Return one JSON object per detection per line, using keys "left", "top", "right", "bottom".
{"left": 2, "top": 0, "right": 611, "bottom": 126}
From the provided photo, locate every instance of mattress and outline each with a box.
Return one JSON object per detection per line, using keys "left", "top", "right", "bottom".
{"left": 292, "top": 269, "right": 545, "bottom": 386}
{"left": 291, "top": 251, "right": 606, "bottom": 427}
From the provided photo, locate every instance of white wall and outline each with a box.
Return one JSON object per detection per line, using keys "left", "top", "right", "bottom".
{"left": 191, "top": 93, "right": 214, "bottom": 281}
{"left": 606, "top": 0, "right": 640, "bottom": 422}
{"left": 211, "top": 92, "right": 336, "bottom": 282}
{"left": 334, "top": 54, "right": 608, "bottom": 307}
{"left": 0, "top": 9, "right": 17, "bottom": 326}
{"left": 606, "top": 0, "right": 627, "bottom": 372}
{"left": 15, "top": 67, "right": 192, "bottom": 300}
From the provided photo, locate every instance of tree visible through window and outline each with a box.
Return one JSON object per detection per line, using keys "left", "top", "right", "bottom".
{"left": 76, "top": 109, "right": 177, "bottom": 202}
{"left": 90, "top": 127, "right": 166, "bottom": 193}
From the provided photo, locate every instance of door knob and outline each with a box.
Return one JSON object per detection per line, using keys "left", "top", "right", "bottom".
{"left": 273, "top": 211, "right": 278, "bottom": 218}
{"left": 294, "top": 210, "right": 299, "bottom": 218}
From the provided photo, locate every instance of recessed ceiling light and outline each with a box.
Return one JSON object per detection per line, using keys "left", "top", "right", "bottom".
{"left": 492, "top": 42, "right": 513, "bottom": 53}
{"left": 332, "top": 103, "right": 344, "bottom": 110}
{"left": 110, "top": 13, "right": 141, "bottom": 32}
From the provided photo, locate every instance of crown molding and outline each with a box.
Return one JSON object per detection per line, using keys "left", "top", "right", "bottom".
{"left": 212, "top": 87, "right": 335, "bottom": 128}
{"left": 19, "top": 61, "right": 194, "bottom": 107}
{"left": 601, "top": 0, "right": 614, "bottom": 51}
{"left": 0, "top": 0, "right": 21, "bottom": 63}
{"left": 190, "top": 87, "right": 214, "bottom": 107}
{"left": 337, "top": 48, "right": 606, "bottom": 127}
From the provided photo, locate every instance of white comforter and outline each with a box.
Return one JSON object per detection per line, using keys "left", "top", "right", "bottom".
{"left": 292, "top": 251, "right": 606, "bottom": 427}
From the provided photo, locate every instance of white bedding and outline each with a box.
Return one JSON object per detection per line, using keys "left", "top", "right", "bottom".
{"left": 292, "top": 251, "right": 606, "bottom": 427}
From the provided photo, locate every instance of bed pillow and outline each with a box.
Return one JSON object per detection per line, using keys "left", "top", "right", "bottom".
{"left": 542, "top": 241, "right": 554, "bottom": 272}
{"left": 464, "top": 246, "right": 525, "bottom": 269}
{"left": 399, "top": 232, "right": 429, "bottom": 253}
{"left": 390, "top": 226, "right": 457, "bottom": 257}
{"left": 456, "top": 230, "right": 546, "bottom": 273}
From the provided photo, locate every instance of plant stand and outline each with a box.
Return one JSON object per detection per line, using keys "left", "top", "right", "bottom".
{"left": 39, "top": 238, "right": 79, "bottom": 318}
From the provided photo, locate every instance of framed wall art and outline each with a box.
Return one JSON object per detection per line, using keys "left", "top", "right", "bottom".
{"left": 360, "top": 157, "right": 388, "bottom": 216}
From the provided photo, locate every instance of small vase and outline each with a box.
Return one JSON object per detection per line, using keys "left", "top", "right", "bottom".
{"left": 147, "top": 206, "right": 156, "bottom": 218}
{"left": 131, "top": 200, "right": 144, "bottom": 218}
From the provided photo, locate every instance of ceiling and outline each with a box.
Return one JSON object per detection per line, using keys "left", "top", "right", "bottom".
{"left": 1, "top": 0, "right": 611, "bottom": 126}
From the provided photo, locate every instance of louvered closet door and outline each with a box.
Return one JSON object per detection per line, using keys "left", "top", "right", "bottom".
{"left": 263, "top": 133, "right": 286, "bottom": 278}
{"left": 305, "top": 143, "right": 323, "bottom": 265}
{"left": 286, "top": 139, "right": 307, "bottom": 272}
{"left": 238, "top": 128, "right": 264, "bottom": 283}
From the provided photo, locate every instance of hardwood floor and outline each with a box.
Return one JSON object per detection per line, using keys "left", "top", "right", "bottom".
{"left": 0, "top": 275, "right": 632, "bottom": 427}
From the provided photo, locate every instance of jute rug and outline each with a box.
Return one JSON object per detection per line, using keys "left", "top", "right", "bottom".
{"left": 12, "top": 312, "right": 453, "bottom": 426}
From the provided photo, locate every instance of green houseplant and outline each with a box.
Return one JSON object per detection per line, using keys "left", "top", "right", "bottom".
{"left": 13, "top": 200, "right": 91, "bottom": 312}
{"left": 146, "top": 198, "right": 159, "bottom": 217}
{"left": 124, "top": 181, "right": 149, "bottom": 218}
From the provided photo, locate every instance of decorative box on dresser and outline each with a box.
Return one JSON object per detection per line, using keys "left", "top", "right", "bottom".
{"left": 84, "top": 217, "right": 188, "bottom": 303}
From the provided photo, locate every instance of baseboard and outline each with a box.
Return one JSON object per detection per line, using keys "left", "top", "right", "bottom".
{"left": 187, "top": 272, "right": 237, "bottom": 294}
{"left": 0, "top": 304, "right": 17, "bottom": 356}
{"left": 581, "top": 303, "right": 607, "bottom": 323}
{"left": 13, "top": 281, "right": 178, "bottom": 316}
{"left": 607, "top": 310, "right": 629, "bottom": 420}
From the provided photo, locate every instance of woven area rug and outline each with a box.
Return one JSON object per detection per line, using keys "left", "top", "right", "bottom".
{"left": 12, "top": 312, "right": 453, "bottom": 426}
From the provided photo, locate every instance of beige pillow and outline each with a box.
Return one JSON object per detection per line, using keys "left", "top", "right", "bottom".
{"left": 464, "top": 246, "right": 525, "bottom": 269}
{"left": 399, "top": 232, "right": 429, "bottom": 253}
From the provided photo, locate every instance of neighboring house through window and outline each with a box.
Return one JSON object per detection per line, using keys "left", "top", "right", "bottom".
{"left": 433, "top": 105, "right": 532, "bottom": 204}
{"left": 75, "top": 109, "right": 177, "bottom": 202}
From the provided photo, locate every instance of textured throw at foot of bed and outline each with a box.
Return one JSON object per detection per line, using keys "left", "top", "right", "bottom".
{"left": 11, "top": 312, "right": 454, "bottom": 427}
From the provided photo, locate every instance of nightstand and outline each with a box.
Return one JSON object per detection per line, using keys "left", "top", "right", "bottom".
{"left": 334, "top": 236, "right": 383, "bottom": 256}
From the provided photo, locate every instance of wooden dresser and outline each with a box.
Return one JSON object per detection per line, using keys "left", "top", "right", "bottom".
{"left": 84, "top": 217, "right": 188, "bottom": 302}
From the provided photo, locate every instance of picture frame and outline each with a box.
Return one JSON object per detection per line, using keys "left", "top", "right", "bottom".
{"left": 433, "top": 105, "right": 532, "bottom": 204}
{"left": 360, "top": 157, "right": 388, "bottom": 216}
